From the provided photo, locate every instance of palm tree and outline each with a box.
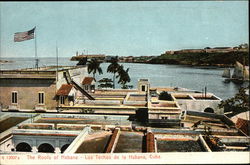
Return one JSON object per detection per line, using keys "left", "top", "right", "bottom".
{"left": 120, "top": 68, "right": 131, "bottom": 85}
{"left": 116, "top": 64, "right": 124, "bottom": 80}
{"left": 116, "top": 65, "right": 131, "bottom": 88}
{"left": 107, "top": 56, "right": 119, "bottom": 89}
{"left": 87, "top": 58, "right": 103, "bottom": 79}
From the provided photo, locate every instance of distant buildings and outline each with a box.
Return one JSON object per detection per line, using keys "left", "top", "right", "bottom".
{"left": 118, "top": 56, "right": 154, "bottom": 63}
{"left": 71, "top": 53, "right": 106, "bottom": 65}
{"left": 164, "top": 46, "right": 247, "bottom": 55}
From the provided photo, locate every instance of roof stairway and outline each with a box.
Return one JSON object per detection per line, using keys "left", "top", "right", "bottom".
{"left": 63, "top": 70, "right": 95, "bottom": 100}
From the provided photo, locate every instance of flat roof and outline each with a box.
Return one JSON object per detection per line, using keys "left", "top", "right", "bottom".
{"left": 0, "top": 65, "right": 85, "bottom": 79}
{"left": 0, "top": 70, "right": 56, "bottom": 79}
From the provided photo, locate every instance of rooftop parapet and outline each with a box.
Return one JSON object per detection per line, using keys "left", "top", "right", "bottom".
{"left": 12, "top": 128, "right": 81, "bottom": 136}
{"left": 172, "top": 93, "right": 222, "bottom": 101}
{"left": 0, "top": 70, "right": 56, "bottom": 79}
{"left": 0, "top": 65, "right": 86, "bottom": 79}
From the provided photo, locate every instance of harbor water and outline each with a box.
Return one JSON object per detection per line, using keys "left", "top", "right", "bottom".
{"left": 1, "top": 57, "right": 248, "bottom": 100}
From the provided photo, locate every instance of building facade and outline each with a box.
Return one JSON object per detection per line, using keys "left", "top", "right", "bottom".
{"left": 0, "top": 66, "right": 88, "bottom": 111}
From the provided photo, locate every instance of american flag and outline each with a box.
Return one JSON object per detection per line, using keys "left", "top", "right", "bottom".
{"left": 14, "top": 27, "right": 35, "bottom": 42}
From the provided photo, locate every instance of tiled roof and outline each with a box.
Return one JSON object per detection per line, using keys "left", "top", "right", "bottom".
{"left": 82, "top": 77, "right": 95, "bottom": 85}
{"left": 56, "top": 84, "right": 73, "bottom": 96}
{"left": 236, "top": 118, "right": 249, "bottom": 135}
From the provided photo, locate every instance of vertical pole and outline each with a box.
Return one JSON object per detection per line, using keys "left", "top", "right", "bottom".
{"left": 243, "top": 57, "right": 245, "bottom": 81}
{"left": 35, "top": 27, "right": 38, "bottom": 70}
{"left": 56, "top": 43, "right": 59, "bottom": 111}
{"left": 56, "top": 43, "right": 59, "bottom": 81}
{"left": 205, "top": 86, "right": 207, "bottom": 99}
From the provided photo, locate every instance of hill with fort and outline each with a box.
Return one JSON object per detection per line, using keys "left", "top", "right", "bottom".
{"left": 147, "top": 44, "right": 249, "bottom": 67}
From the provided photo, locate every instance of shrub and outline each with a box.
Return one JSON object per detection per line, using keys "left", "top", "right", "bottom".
{"left": 159, "top": 91, "right": 173, "bottom": 101}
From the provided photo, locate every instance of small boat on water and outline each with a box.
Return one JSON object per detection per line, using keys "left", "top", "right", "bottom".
{"left": 222, "top": 68, "right": 231, "bottom": 78}
{"left": 222, "top": 61, "right": 249, "bottom": 84}
{"left": 222, "top": 68, "right": 231, "bottom": 83}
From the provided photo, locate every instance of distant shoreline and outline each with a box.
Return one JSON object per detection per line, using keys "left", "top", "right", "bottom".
{"left": 120, "top": 61, "right": 236, "bottom": 68}
{"left": 118, "top": 46, "right": 249, "bottom": 68}
{"left": 0, "top": 60, "right": 13, "bottom": 64}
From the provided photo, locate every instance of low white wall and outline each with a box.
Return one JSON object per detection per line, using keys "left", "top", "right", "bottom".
{"left": 177, "top": 100, "right": 223, "bottom": 114}
{"left": 0, "top": 136, "right": 13, "bottom": 152}
{"left": 41, "top": 113, "right": 130, "bottom": 121}
{"left": 85, "top": 100, "right": 121, "bottom": 105}
{"left": 64, "top": 127, "right": 91, "bottom": 153}
{"left": 155, "top": 134, "right": 198, "bottom": 140}
{"left": 123, "top": 100, "right": 146, "bottom": 105}
{"left": 148, "top": 113, "right": 180, "bottom": 120}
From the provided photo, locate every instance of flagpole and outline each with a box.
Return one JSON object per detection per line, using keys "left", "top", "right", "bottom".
{"left": 56, "top": 42, "right": 59, "bottom": 111}
{"left": 35, "top": 27, "right": 38, "bottom": 70}
{"left": 56, "top": 42, "right": 59, "bottom": 82}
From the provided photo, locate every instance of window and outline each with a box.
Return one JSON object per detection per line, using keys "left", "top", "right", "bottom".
{"left": 11, "top": 91, "right": 18, "bottom": 104}
{"left": 91, "top": 85, "right": 95, "bottom": 92}
{"left": 38, "top": 92, "right": 45, "bottom": 104}
{"left": 60, "top": 96, "right": 65, "bottom": 105}
{"left": 204, "top": 107, "right": 214, "bottom": 113}
{"left": 85, "top": 85, "right": 89, "bottom": 91}
{"left": 68, "top": 96, "right": 74, "bottom": 102}
{"left": 141, "top": 85, "right": 146, "bottom": 91}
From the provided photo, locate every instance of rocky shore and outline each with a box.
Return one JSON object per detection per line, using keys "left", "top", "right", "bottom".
{"left": 120, "top": 45, "right": 249, "bottom": 68}
{"left": 0, "top": 60, "right": 13, "bottom": 64}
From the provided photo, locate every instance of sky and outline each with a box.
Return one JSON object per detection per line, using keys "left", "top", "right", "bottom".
{"left": 0, "top": 1, "right": 248, "bottom": 58}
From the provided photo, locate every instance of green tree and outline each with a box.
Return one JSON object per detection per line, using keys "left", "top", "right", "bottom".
{"left": 116, "top": 65, "right": 131, "bottom": 88}
{"left": 87, "top": 58, "right": 103, "bottom": 79}
{"left": 218, "top": 86, "right": 249, "bottom": 117}
{"left": 98, "top": 78, "right": 114, "bottom": 89}
{"left": 159, "top": 91, "right": 173, "bottom": 101}
{"left": 121, "top": 84, "right": 134, "bottom": 89}
{"left": 107, "top": 56, "right": 120, "bottom": 89}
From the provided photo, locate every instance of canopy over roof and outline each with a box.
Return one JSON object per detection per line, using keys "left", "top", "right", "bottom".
{"left": 82, "top": 77, "right": 95, "bottom": 85}
{"left": 56, "top": 84, "right": 73, "bottom": 96}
